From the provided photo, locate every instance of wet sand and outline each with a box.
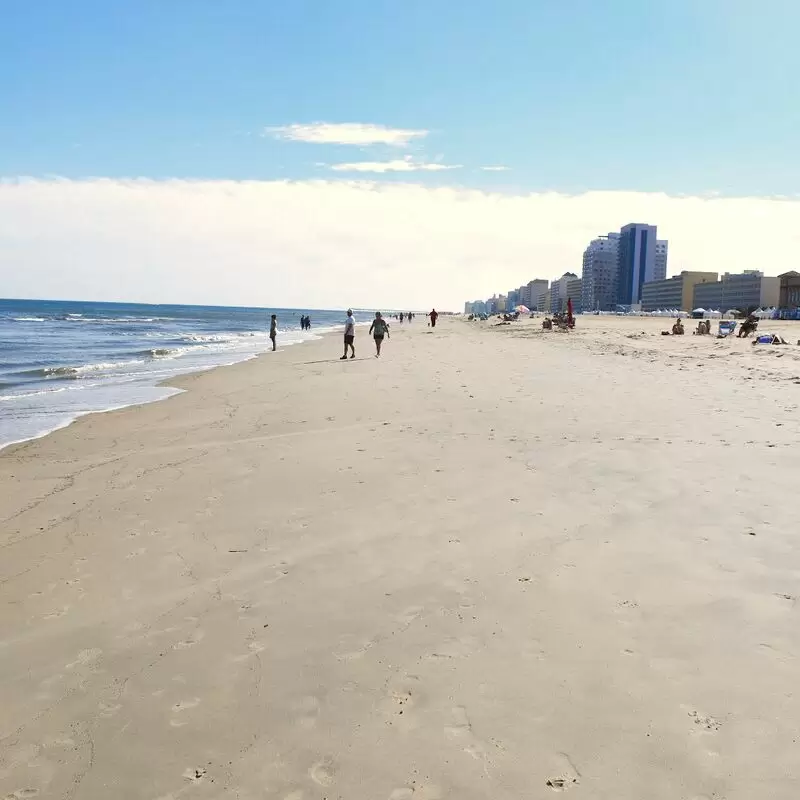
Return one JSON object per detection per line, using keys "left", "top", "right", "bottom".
{"left": 2, "top": 316, "right": 800, "bottom": 799}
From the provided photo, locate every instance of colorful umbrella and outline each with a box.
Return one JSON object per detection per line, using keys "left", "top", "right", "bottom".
{"left": 514, "top": 305, "right": 530, "bottom": 314}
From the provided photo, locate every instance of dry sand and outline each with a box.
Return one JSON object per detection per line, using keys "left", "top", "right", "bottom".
{"left": 2, "top": 316, "right": 800, "bottom": 799}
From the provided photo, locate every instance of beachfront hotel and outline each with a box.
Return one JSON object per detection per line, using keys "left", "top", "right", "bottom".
{"left": 616, "top": 223, "right": 660, "bottom": 306}
{"left": 640, "top": 271, "right": 719, "bottom": 312}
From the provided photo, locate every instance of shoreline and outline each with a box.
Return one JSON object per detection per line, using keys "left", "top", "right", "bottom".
{"left": 3, "top": 317, "right": 800, "bottom": 799}
{"left": 0, "top": 327, "right": 340, "bottom": 455}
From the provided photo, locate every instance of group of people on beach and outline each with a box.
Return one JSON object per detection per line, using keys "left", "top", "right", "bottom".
{"left": 268, "top": 309, "right": 439, "bottom": 359}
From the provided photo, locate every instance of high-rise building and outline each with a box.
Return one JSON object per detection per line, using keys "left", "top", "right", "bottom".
{"left": 654, "top": 239, "right": 669, "bottom": 281}
{"left": 566, "top": 277, "right": 583, "bottom": 314}
{"left": 550, "top": 272, "right": 578, "bottom": 313}
{"left": 527, "top": 280, "right": 548, "bottom": 310}
{"left": 581, "top": 233, "right": 619, "bottom": 312}
{"left": 538, "top": 288, "right": 551, "bottom": 313}
{"left": 617, "top": 223, "right": 659, "bottom": 307}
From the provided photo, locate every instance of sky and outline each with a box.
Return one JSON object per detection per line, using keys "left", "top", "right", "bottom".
{"left": 1, "top": 0, "right": 799, "bottom": 309}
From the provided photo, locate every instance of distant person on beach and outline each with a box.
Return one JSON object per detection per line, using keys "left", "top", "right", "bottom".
{"left": 306, "top": 316, "right": 311, "bottom": 330}
{"left": 430, "top": 308, "right": 439, "bottom": 328}
{"left": 400, "top": 312, "right": 405, "bottom": 324}
{"left": 341, "top": 309, "right": 356, "bottom": 360}
{"left": 369, "top": 312, "right": 390, "bottom": 357}
{"left": 269, "top": 314, "right": 277, "bottom": 351}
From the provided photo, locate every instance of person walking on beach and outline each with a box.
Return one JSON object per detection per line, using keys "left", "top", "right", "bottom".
{"left": 269, "top": 314, "right": 277, "bottom": 351}
{"left": 341, "top": 309, "right": 356, "bottom": 360}
{"left": 369, "top": 311, "right": 390, "bottom": 357}
{"left": 430, "top": 308, "right": 439, "bottom": 328}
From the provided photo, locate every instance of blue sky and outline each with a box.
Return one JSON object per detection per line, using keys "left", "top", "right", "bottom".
{"left": 2, "top": 0, "right": 798, "bottom": 195}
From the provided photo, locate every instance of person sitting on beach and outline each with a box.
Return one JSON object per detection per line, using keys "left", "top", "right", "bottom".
{"left": 369, "top": 311, "right": 390, "bottom": 357}
{"left": 672, "top": 319, "right": 685, "bottom": 335}
{"left": 738, "top": 314, "right": 758, "bottom": 338}
{"left": 542, "top": 317, "right": 553, "bottom": 330}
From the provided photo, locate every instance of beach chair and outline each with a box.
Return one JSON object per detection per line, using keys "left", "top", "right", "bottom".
{"left": 718, "top": 320, "right": 737, "bottom": 338}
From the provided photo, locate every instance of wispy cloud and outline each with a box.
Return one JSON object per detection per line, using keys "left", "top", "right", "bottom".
{"left": 481, "top": 166, "right": 510, "bottom": 172}
{"left": 267, "top": 122, "right": 428, "bottom": 147}
{"left": 329, "top": 157, "right": 461, "bottom": 173}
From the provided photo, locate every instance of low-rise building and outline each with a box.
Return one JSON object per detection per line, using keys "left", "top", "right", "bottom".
{"left": 527, "top": 280, "right": 548, "bottom": 311}
{"left": 693, "top": 271, "right": 780, "bottom": 312}
{"left": 641, "top": 271, "right": 718, "bottom": 312}
{"left": 779, "top": 271, "right": 800, "bottom": 308}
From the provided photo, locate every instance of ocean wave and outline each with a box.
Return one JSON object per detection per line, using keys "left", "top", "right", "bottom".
{"left": 12, "top": 316, "right": 47, "bottom": 322}
{"left": 179, "top": 333, "right": 236, "bottom": 343}
{"left": 1, "top": 386, "right": 69, "bottom": 402}
{"left": 64, "top": 316, "right": 168, "bottom": 324}
{"left": 20, "top": 360, "right": 148, "bottom": 380}
{"left": 140, "top": 348, "right": 179, "bottom": 358}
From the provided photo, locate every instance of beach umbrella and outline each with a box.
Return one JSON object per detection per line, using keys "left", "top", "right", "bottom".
{"left": 514, "top": 305, "right": 530, "bottom": 314}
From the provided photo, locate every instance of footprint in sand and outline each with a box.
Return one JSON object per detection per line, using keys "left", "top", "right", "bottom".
{"left": 172, "top": 697, "right": 201, "bottom": 713}
{"left": 309, "top": 758, "right": 336, "bottom": 787}
{"left": 546, "top": 753, "right": 581, "bottom": 792}
{"left": 98, "top": 702, "right": 121, "bottom": 718}
{"left": 425, "top": 635, "right": 478, "bottom": 661}
{"left": 380, "top": 674, "right": 424, "bottom": 726}
{"left": 687, "top": 709, "right": 721, "bottom": 733}
{"left": 333, "top": 634, "right": 375, "bottom": 661}
{"left": 66, "top": 648, "right": 101, "bottom": 669}
{"left": 43, "top": 606, "right": 70, "bottom": 620}
{"left": 173, "top": 630, "right": 205, "bottom": 650}
{"left": 445, "top": 706, "right": 490, "bottom": 774}
{"left": 292, "top": 695, "right": 321, "bottom": 729}
{"left": 183, "top": 767, "right": 207, "bottom": 783}
{"left": 389, "top": 784, "right": 442, "bottom": 800}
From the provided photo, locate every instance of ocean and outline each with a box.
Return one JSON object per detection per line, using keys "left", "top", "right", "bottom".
{"left": 0, "top": 299, "right": 350, "bottom": 450}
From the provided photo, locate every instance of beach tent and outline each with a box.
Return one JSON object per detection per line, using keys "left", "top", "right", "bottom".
{"left": 691, "top": 308, "right": 706, "bottom": 319}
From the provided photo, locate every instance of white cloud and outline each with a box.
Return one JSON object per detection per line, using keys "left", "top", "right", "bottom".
{"left": 1, "top": 178, "right": 799, "bottom": 311}
{"left": 266, "top": 122, "right": 428, "bottom": 147}
{"left": 481, "top": 166, "right": 510, "bottom": 172}
{"left": 329, "top": 157, "right": 461, "bottom": 173}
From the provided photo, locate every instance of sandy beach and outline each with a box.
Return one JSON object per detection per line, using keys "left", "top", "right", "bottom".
{"left": 2, "top": 316, "right": 800, "bottom": 799}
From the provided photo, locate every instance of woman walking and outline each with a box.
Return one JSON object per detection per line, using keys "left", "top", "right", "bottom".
{"left": 369, "top": 311, "right": 390, "bottom": 357}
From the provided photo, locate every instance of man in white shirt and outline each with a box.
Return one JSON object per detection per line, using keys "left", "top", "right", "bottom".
{"left": 340, "top": 309, "right": 356, "bottom": 360}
